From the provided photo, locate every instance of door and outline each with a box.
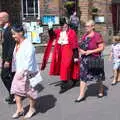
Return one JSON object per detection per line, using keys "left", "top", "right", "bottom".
{"left": 112, "top": 4, "right": 120, "bottom": 35}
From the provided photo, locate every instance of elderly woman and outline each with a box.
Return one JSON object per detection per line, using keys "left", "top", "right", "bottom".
{"left": 75, "top": 20, "right": 105, "bottom": 102}
{"left": 10, "top": 25, "right": 38, "bottom": 118}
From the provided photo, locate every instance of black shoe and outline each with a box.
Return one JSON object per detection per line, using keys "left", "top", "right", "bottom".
{"left": 5, "top": 95, "right": 15, "bottom": 104}
{"left": 59, "top": 87, "right": 68, "bottom": 94}
{"left": 74, "top": 96, "right": 86, "bottom": 103}
{"left": 8, "top": 99, "right": 16, "bottom": 104}
{"left": 111, "top": 82, "right": 117, "bottom": 86}
{"left": 72, "top": 80, "right": 80, "bottom": 87}
{"left": 59, "top": 86, "right": 72, "bottom": 94}
{"left": 5, "top": 97, "right": 11, "bottom": 102}
{"left": 5, "top": 95, "right": 14, "bottom": 102}
{"left": 59, "top": 81, "right": 73, "bottom": 94}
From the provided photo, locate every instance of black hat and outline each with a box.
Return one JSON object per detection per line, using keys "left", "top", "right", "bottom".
{"left": 60, "top": 17, "right": 67, "bottom": 26}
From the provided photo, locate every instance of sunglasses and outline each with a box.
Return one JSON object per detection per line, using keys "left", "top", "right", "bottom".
{"left": 85, "top": 25, "right": 94, "bottom": 28}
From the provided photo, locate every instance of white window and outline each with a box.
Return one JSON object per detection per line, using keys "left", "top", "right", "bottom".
{"left": 21, "top": 0, "right": 40, "bottom": 19}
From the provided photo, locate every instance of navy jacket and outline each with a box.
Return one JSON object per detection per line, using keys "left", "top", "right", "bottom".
{"left": 2, "top": 26, "right": 16, "bottom": 62}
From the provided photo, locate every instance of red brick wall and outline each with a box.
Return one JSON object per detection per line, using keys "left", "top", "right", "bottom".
{"left": 40, "top": 0, "right": 60, "bottom": 17}
{"left": 0, "top": 0, "right": 21, "bottom": 24}
{"left": 78, "top": 0, "right": 89, "bottom": 23}
{"left": 78, "top": 0, "right": 113, "bottom": 43}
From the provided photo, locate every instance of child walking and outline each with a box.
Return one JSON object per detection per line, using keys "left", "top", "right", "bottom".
{"left": 110, "top": 36, "right": 120, "bottom": 85}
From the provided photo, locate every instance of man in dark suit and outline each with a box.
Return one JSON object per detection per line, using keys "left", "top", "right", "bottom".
{"left": 0, "top": 12, "right": 16, "bottom": 104}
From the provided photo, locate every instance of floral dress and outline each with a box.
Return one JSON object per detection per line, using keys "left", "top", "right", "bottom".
{"left": 79, "top": 32, "right": 105, "bottom": 82}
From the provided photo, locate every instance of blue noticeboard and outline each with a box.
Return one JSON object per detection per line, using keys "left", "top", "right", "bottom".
{"left": 42, "top": 16, "right": 59, "bottom": 25}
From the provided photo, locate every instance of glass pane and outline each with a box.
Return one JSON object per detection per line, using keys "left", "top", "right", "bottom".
{"left": 23, "top": 0, "right": 38, "bottom": 18}
{"left": 27, "top": 0, "right": 34, "bottom": 13}
{"left": 35, "top": 0, "right": 38, "bottom": 13}
{"left": 23, "top": 0, "right": 26, "bottom": 14}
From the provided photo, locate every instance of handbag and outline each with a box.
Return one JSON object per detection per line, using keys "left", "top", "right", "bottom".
{"left": 87, "top": 55, "right": 104, "bottom": 70}
{"left": 28, "top": 71, "right": 43, "bottom": 88}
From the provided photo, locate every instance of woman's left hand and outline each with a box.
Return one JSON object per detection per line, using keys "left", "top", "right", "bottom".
{"left": 85, "top": 50, "right": 93, "bottom": 56}
{"left": 74, "top": 58, "right": 79, "bottom": 63}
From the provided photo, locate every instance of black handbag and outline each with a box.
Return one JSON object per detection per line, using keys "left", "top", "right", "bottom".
{"left": 87, "top": 55, "right": 104, "bottom": 70}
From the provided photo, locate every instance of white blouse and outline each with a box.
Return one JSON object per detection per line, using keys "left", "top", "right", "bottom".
{"left": 58, "top": 31, "right": 69, "bottom": 45}
{"left": 12, "top": 39, "right": 38, "bottom": 73}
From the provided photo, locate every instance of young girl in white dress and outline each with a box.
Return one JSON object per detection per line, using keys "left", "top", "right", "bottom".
{"left": 110, "top": 36, "right": 120, "bottom": 85}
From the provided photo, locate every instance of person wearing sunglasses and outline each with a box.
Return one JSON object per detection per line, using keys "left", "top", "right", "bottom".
{"left": 75, "top": 20, "right": 105, "bottom": 102}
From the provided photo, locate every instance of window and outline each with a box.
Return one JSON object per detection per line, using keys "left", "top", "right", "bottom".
{"left": 21, "top": 0, "right": 40, "bottom": 19}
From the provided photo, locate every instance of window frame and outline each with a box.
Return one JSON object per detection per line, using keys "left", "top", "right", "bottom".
{"left": 21, "top": 0, "right": 40, "bottom": 20}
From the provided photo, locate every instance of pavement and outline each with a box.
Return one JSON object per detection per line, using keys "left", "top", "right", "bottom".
{"left": 1, "top": 45, "right": 120, "bottom": 120}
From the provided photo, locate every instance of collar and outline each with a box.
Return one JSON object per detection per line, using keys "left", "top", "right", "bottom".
{"left": 3, "top": 23, "right": 9, "bottom": 30}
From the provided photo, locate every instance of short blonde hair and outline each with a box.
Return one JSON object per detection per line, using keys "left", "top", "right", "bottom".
{"left": 112, "top": 35, "right": 120, "bottom": 43}
{"left": 85, "top": 20, "right": 95, "bottom": 26}
{"left": 85, "top": 20, "right": 95, "bottom": 30}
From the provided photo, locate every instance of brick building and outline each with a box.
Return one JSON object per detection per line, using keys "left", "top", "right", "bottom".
{"left": 0, "top": 0, "right": 120, "bottom": 43}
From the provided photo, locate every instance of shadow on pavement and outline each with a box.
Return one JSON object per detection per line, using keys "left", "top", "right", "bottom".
{"left": 36, "top": 95, "right": 57, "bottom": 113}
{"left": 49, "top": 81, "right": 61, "bottom": 86}
{"left": 86, "top": 83, "right": 108, "bottom": 97}
{"left": 24, "top": 94, "right": 57, "bottom": 115}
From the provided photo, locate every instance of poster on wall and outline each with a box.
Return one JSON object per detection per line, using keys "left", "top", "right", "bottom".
{"left": 94, "top": 16, "right": 105, "bottom": 23}
{"left": 22, "top": 22, "right": 43, "bottom": 44}
{"left": 23, "top": 22, "right": 32, "bottom": 41}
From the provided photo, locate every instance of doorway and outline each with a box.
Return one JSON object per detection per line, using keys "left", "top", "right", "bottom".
{"left": 112, "top": 4, "right": 120, "bottom": 35}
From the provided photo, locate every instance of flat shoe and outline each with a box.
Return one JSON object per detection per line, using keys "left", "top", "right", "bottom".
{"left": 12, "top": 111, "right": 24, "bottom": 119}
{"left": 24, "top": 109, "right": 36, "bottom": 119}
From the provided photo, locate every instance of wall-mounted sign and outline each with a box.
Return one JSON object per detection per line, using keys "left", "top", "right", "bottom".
{"left": 23, "top": 22, "right": 43, "bottom": 43}
{"left": 94, "top": 16, "right": 105, "bottom": 23}
{"left": 42, "top": 16, "right": 59, "bottom": 25}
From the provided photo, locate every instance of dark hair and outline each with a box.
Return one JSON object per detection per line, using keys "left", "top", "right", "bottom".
{"left": 60, "top": 17, "right": 67, "bottom": 26}
{"left": 11, "top": 24, "right": 25, "bottom": 34}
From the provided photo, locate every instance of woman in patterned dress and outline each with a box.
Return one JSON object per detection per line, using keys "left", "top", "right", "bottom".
{"left": 75, "top": 20, "right": 105, "bottom": 102}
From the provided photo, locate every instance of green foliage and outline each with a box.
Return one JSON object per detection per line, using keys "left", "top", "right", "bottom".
{"left": 91, "top": 7, "right": 98, "bottom": 13}
{"left": 64, "top": 1, "right": 75, "bottom": 17}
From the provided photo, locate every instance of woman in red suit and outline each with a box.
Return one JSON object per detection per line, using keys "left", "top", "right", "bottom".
{"left": 41, "top": 18, "right": 79, "bottom": 93}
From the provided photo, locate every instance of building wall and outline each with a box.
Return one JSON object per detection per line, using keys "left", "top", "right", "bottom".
{"left": 78, "top": 0, "right": 113, "bottom": 43}
{"left": 0, "top": 0, "right": 117, "bottom": 43}
{"left": 0, "top": 0, "right": 21, "bottom": 24}
{"left": 78, "top": 0, "right": 89, "bottom": 23}
{"left": 40, "top": 0, "right": 60, "bottom": 17}
{"left": 92, "top": 0, "right": 113, "bottom": 44}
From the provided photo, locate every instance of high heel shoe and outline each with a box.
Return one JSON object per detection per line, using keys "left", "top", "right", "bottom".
{"left": 24, "top": 108, "right": 36, "bottom": 119}
{"left": 111, "top": 81, "right": 117, "bottom": 86}
{"left": 74, "top": 96, "right": 86, "bottom": 103}
{"left": 12, "top": 111, "right": 24, "bottom": 119}
{"left": 97, "top": 93, "right": 104, "bottom": 98}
